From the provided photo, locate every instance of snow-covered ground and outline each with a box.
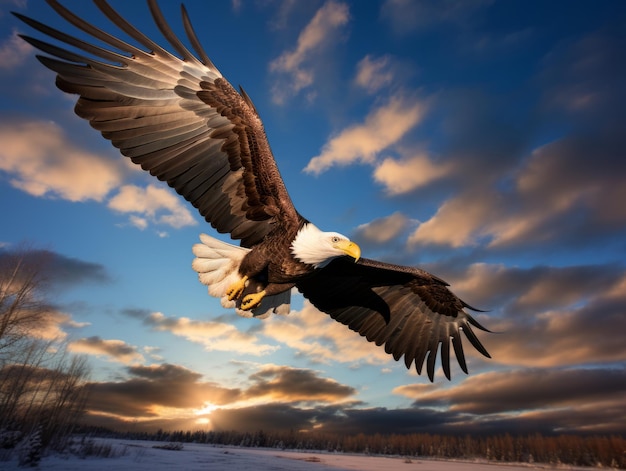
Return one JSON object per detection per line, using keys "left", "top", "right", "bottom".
{"left": 1, "top": 438, "right": 598, "bottom": 471}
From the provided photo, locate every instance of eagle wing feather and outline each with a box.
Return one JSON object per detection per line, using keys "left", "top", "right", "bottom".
{"left": 14, "top": 0, "right": 491, "bottom": 380}
{"left": 15, "top": 0, "right": 299, "bottom": 247}
{"left": 296, "top": 257, "right": 490, "bottom": 381}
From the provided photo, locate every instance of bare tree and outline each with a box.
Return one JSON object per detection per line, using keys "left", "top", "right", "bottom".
{"left": 0, "top": 246, "right": 52, "bottom": 358}
{"left": 0, "top": 245, "right": 91, "bottom": 451}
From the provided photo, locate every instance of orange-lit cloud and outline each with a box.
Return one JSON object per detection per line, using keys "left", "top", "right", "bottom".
{"left": 261, "top": 301, "right": 390, "bottom": 365}
{"left": 374, "top": 152, "right": 452, "bottom": 195}
{"left": 29, "top": 310, "right": 88, "bottom": 341}
{"left": 441, "top": 263, "right": 626, "bottom": 369}
{"left": 354, "top": 211, "right": 409, "bottom": 244}
{"left": 354, "top": 54, "right": 394, "bottom": 94}
{"left": 142, "top": 311, "right": 278, "bottom": 356}
{"left": 69, "top": 336, "right": 145, "bottom": 364}
{"left": 408, "top": 188, "right": 497, "bottom": 247}
{"left": 244, "top": 365, "right": 356, "bottom": 403}
{"left": 80, "top": 361, "right": 358, "bottom": 432}
{"left": 107, "top": 183, "right": 197, "bottom": 229}
{"left": 85, "top": 363, "right": 242, "bottom": 420}
{"left": 395, "top": 368, "right": 626, "bottom": 418}
{"left": 0, "top": 120, "right": 125, "bottom": 202}
{"left": 305, "top": 94, "right": 426, "bottom": 174}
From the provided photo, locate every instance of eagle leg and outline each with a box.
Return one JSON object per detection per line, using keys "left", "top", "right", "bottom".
{"left": 226, "top": 275, "right": 249, "bottom": 301}
{"left": 241, "top": 290, "right": 267, "bottom": 311}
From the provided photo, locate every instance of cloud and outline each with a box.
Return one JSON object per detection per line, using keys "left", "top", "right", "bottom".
{"left": 0, "top": 121, "right": 195, "bottom": 231}
{"left": 261, "top": 301, "right": 390, "bottom": 366}
{"left": 408, "top": 188, "right": 496, "bottom": 248}
{"left": 0, "top": 120, "right": 125, "bottom": 202}
{"left": 140, "top": 311, "right": 278, "bottom": 356}
{"left": 28, "top": 310, "right": 88, "bottom": 341}
{"left": 85, "top": 363, "right": 242, "bottom": 419}
{"left": 81, "top": 361, "right": 357, "bottom": 432}
{"left": 0, "top": 247, "right": 111, "bottom": 288}
{"left": 304, "top": 94, "right": 426, "bottom": 174}
{"left": 107, "top": 184, "right": 197, "bottom": 229}
{"left": 0, "top": 30, "right": 32, "bottom": 70}
{"left": 245, "top": 365, "right": 356, "bottom": 403}
{"left": 354, "top": 55, "right": 394, "bottom": 94}
{"left": 69, "top": 336, "right": 145, "bottom": 364}
{"left": 231, "top": 0, "right": 242, "bottom": 13}
{"left": 269, "top": 1, "right": 349, "bottom": 104}
{"left": 409, "top": 130, "right": 626, "bottom": 249}
{"left": 540, "top": 32, "right": 626, "bottom": 118}
{"left": 209, "top": 403, "right": 318, "bottom": 433}
{"left": 388, "top": 368, "right": 626, "bottom": 434}
{"left": 394, "top": 368, "right": 626, "bottom": 415}
{"left": 445, "top": 262, "right": 624, "bottom": 313}
{"left": 437, "top": 262, "right": 626, "bottom": 369}
{"left": 374, "top": 152, "right": 452, "bottom": 195}
{"left": 406, "top": 28, "right": 626, "bottom": 252}
{"left": 353, "top": 212, "right": 409, "bottom": 244}
{"left": 380, "top": 0, "right": 492, "bottom": 36}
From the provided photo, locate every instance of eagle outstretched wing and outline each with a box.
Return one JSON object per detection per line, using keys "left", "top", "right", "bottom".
{"left": 297, "top": 257, "right": 491, "bottom": 381}
{"left": 15, "top": 0, "right": 491, "bottom": 380}
{"left": 14, "top": 0, "right": 299, "bottom": 247}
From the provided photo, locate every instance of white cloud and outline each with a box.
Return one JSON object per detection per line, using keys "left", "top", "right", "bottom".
{"left": 107, "top": 184, "right": 197, "bottom": 229}
{"left": 269, "top": 1, "right": 349, "bottom": 104}
{"left": 354, "top": 55, "right": 394, "bottom": 93}
{"left": 0, "top": 30, "right": 32, "bottom": 70}
{"left": 374, "top": 152, "right": 452, "bottom": 194}
{"left": 304, "top": 94, "right": 426, "bottom": 174}
{"left": 0, "top": 120, "right": 124, "bottom": 202}
{"left": 145, "top": 311, "right": 278, "bottom": 356}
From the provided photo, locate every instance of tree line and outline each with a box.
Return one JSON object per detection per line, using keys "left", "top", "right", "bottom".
{"left": 0, "top": 246, "right": 91, "bottom": 460}
{"left": 82, "top": 427, "right": 625, "bottom": 469}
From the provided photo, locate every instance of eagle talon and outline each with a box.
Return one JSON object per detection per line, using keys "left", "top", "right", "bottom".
{"left": 226, "top": 275, "right": 248, "bottom": 301}
{"left": 240, "top": 290, "right": 266, "bottom": 311}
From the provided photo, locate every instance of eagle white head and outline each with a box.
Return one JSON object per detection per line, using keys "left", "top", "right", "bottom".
{"left": 291, "top": 223, "right": 361, "bottom": 268}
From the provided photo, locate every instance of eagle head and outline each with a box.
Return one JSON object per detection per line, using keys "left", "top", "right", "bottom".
{"left": 291, "top": 223, "right": 361, "bottom": 268}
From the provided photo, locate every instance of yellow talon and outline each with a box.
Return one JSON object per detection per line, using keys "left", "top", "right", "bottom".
{"left": 226, "top": 275, "right": 248, "bottom": 301}
{"left": 240, "top": 290, "right": 266, "bottom": 311}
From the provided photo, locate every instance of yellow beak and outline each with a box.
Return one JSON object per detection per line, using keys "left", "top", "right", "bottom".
{"left": 334, "top": 240, "right": 361, "bottom": 262}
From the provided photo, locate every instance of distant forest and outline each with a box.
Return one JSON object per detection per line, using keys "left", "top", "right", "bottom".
{"left": 81, "top": 427, "right": 625, "bottom": 469}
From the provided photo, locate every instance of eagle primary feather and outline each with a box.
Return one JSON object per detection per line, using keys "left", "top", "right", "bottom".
{"left": 14, "top": 0, "right": 491, "bottom": 381}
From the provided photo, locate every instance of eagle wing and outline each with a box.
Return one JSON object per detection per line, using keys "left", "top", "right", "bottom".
{"left": 296, "top": 257, "right": 491, "bottom": 381}
{"left": 14, "top": 0, "right": 299, "bottom": 247}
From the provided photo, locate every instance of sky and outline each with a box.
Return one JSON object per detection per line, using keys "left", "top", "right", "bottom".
{"left": 1, "top": 0, "right": 625, "bottom": 436}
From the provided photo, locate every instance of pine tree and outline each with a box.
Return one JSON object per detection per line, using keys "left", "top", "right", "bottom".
{"left": 18, "top": 425, "right": 43, "bottom": 467}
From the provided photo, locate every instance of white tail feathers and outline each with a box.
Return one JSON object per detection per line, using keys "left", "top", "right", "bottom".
{"left": 191, "top": 233, "right": 291, "bottom": 318}
{"left": 192, "top": 233, "right": 248, "bottom": 305}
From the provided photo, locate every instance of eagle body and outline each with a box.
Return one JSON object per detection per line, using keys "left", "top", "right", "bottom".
{"left": 15, "top": 0, "right": 491, "bottom": 381}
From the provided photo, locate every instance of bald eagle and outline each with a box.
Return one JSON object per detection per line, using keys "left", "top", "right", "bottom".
{"left": 15, "top": 0, "right": 490, "bottom": 381}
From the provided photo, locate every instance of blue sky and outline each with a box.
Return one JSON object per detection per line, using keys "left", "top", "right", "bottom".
{"left": 1, "top": 0, "right": 625, "bottom": 434}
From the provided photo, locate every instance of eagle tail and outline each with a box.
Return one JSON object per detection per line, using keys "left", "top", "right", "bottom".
{"left": 191, "top": 234, "right": 291, "bottom": 318}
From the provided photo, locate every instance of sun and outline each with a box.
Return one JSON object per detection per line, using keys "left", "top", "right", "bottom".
{"left": 194, "top": 402, "right": 218, "bottom": 416}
